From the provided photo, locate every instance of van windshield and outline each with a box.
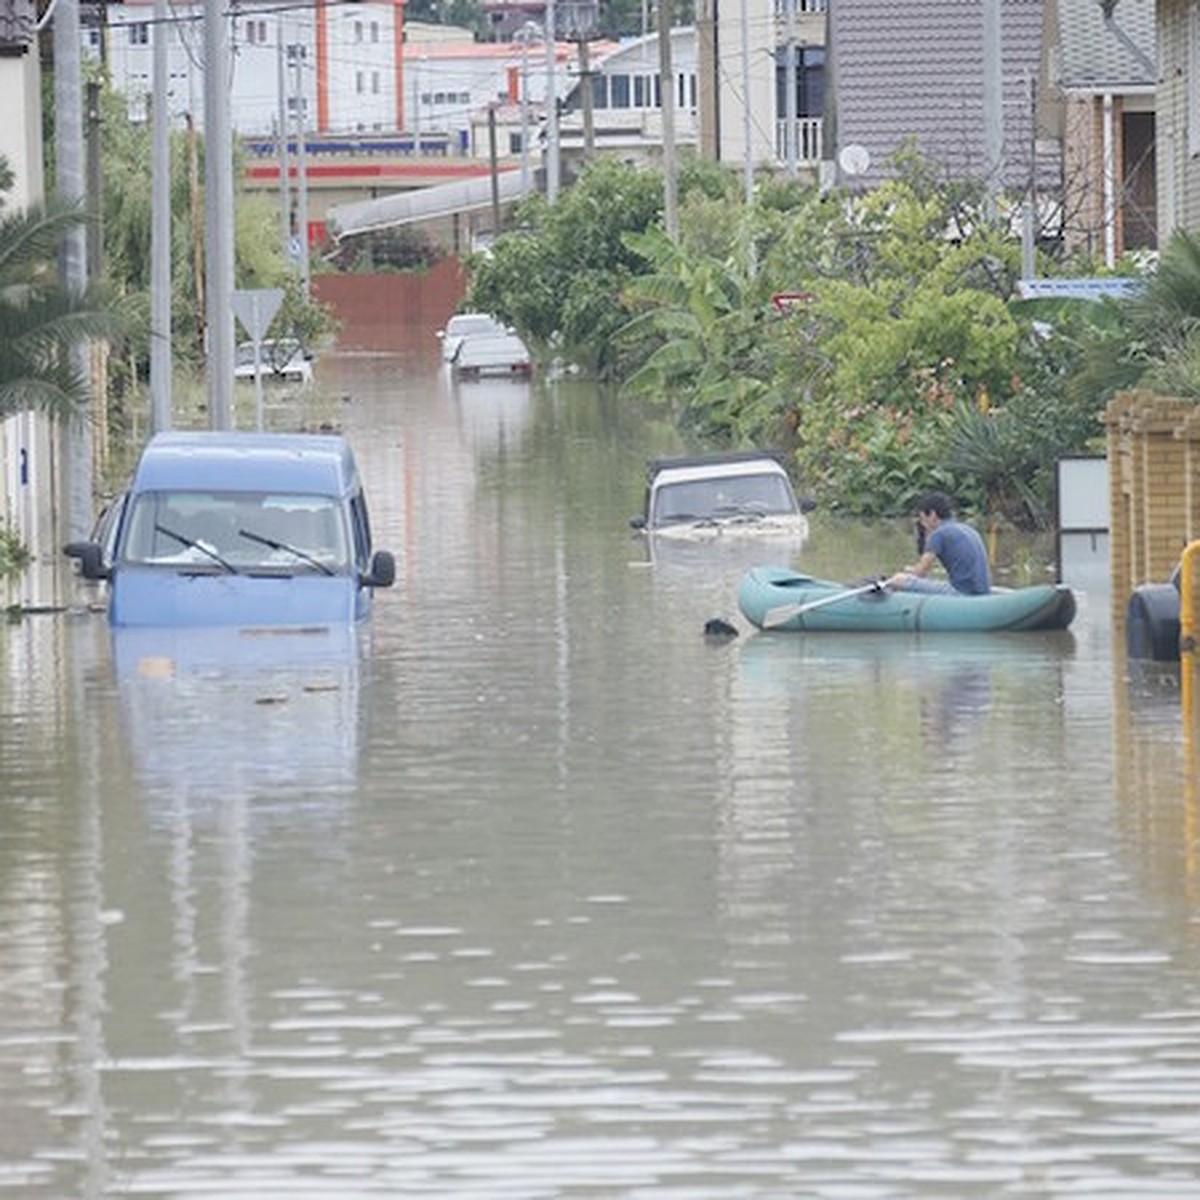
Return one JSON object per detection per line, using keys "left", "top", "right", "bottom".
{"left": 122, "top": 491, "right": 351, "bottom": 574}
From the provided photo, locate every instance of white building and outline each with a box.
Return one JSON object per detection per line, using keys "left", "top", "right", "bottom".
{"left": 92, "top": 0, "right": 581, "bottom": 146}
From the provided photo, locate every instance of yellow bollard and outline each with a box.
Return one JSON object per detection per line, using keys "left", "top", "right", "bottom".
{"left": 1181, "top": 541, "right": 1200, "bottom": 724}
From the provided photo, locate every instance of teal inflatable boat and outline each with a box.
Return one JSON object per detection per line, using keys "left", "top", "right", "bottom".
{"left": 738, "top": 566, "right": 1076, "bottom": 633}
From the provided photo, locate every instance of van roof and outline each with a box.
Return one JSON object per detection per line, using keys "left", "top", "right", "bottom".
{"left": 132, "top": 431, "right": 357, "bottom": 496}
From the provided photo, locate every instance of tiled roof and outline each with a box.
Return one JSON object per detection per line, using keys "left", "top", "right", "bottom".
{"left": 829, "top": 0, "right": 1057, "bottom": 190}
{"left": 1056, "top": 0, "right": 1155, "bottom": 88}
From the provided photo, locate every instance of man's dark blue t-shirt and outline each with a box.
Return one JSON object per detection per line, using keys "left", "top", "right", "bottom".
{"left": 927, "top": 520, "right": 991, "bottom": 594}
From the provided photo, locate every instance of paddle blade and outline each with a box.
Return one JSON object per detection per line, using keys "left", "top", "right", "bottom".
{"left": 761, "top": 603, "right": 803, "bottom": 629}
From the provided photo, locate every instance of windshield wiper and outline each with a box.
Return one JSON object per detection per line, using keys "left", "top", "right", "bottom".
{"left": 154, "top": 523, "right": 237, "bottom": 573}
{"left": 238, "top": 527, "right": 334, "bottom": 576}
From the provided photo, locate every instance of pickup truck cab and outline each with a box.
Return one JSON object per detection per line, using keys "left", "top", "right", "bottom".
{"left": 631, "top": 451, "right": 812, "bottom": 542}
{"left": 66, "top": 431, "right": 395, "bottom": 627}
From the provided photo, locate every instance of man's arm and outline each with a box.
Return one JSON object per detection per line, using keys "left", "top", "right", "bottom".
{"left": 885, "top": 550, "right": 937, "bottom": 590}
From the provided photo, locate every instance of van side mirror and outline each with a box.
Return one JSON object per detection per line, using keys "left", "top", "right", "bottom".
{"left": 363, "top": 550, "right": 396, "bottom": 589}
{"left": 629, "top": 515, "right": 646, "bottom": 530}
{"left": 64, "top": 541, "right": 110, "bottom": 581}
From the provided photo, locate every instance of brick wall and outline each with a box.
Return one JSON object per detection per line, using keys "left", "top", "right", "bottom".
{"left": 312, "top": 258, "right": 467, "bottom": 351}
{"left": 1104, "top": 390, "right": 1200, "bottom": 625}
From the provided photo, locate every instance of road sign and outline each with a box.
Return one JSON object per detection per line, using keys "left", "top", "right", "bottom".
{"left": 1015, "top": 278, "right": 1142, "bottom": 302}
{"left": 231, "top": 287, "right": 285, "bottom": 341}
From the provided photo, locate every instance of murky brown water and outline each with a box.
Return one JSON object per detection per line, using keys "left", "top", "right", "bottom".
{"left": 3, "top": 337, "right": 1199, "bottom": 1197}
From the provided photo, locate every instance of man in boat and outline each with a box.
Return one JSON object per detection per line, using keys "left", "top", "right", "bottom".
{"left": 884, "top": 492, "right": 991, "bottom": 595}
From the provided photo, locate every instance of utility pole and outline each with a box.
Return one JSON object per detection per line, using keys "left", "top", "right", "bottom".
{"left": 544, "top": 0, "right": 559, "bottom": 202}
{"left": 85, "top": 81, "right": 103, "bottom": 282}
{"left": 578, "top": 34, "right": 594, "bottom": 160}
{"left": 657, "top": 0, "right": 678, "bottom": 239}
{"left": 85, "top": 79, "right": 108, "bottom": 471}
{"left": 292, "top": 42, "right": 310, "bottom": 296}
{"left": 150, "top": 0, "right": 172, "bottom": 432}
{"left": 518, "top": 23, "right": 536, "bottom": 193}
{"left": 203, "top": 0, "right": 235, "bottom": 429}
{"left": 785, "top": 0, "right": 797, "bottom": 178}
{"left": 488, "top": 103, "right": 501, "bottom": 235}
{"left": 276, "top": 18, "right": 291, "bottom": 262}
{"left": 740, "top": 0, "right": 752, "bottom": 205}
{"left": 982, "top": 0, "right": 1003, "bottom": 221}
{"left": 55, "top": 0, "right": 92, "bottom": 544}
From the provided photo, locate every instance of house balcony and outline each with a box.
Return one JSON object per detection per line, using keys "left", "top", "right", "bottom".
{"left": 775, "top": 117, "right": 823, "bottom": 165}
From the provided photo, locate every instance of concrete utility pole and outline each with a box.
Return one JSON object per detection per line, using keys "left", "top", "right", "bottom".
{"left": 784, "top": 0, "right": 797, "bottom": 178}
{"left": 657, "top": 0, "right": 678, "bottom": 239}
{"left": 55, "top": 0, "right": 92, "bottom": 543}
{"left": 276, "top": 19, "right": 291, "bottom": 262}
{"left": 292, "top": 42, "right": 310, "bottom": 296}
{"left": 982, "top": 0, "right": 1003, "bottom": 221}
{"left": 150, "top": 0, "right": 172, "bottom": 432}
{"left": 203, "top": 0, "right": 235, "bottom": 429}
{"left": 544, "top": 0, "right": 559, "bottom": 202}
{"left": 740, "top": 0, "right": 752, "bottom": 205}
{"left": 517, "top": 23, "right": 537, "bottom": 194}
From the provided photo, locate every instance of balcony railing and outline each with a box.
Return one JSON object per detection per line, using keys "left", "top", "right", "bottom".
{"left": 773, "top": 0, "right": 828, "bottom": 15}
{"left": 774, "top": 117, "right": 823, "bottom": 165}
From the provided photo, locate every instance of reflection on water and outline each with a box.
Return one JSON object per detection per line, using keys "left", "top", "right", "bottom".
{"left": 7, "top": 354, "right": 1200, "bottom": 1196}
{"left": 450, "top": 373, "right": 534, "bottom": 456}
{"left": 111, "top": 624, "right": 362, "bottom": 800}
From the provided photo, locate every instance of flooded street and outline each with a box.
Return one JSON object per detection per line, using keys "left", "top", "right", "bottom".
{"left": 3, "top": 334, "right": 1200, "bottom": 1197}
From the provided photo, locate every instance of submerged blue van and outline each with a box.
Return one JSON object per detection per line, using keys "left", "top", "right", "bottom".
{"left": 66, "top": 431, "right": 395, "bottom": 627}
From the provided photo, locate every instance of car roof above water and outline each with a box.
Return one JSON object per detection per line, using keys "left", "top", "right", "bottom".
{"left": 131, "top": 431, "right": 358, "bottom": 497}
{"left": 647, "top": 451, "right": 791, "bottom": 487}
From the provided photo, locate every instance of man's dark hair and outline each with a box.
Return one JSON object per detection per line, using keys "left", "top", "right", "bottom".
{"left": 915, "top": 492, "right": 953, "bottom": 520}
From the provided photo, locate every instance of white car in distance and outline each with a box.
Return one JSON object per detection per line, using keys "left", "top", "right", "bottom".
{"left": 234, "top": 339, "right": 313, "bottom": 385}
{"left": 437, "top": 312, "right": 507, "bottom": 363}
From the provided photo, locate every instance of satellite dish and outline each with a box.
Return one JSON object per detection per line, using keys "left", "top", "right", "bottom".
{"left": 838, "top": 144, "right": 870, "bottom": 177}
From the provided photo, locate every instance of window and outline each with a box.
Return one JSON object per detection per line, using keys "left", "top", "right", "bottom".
{"left": 371, "top": 71, "right": 379, "bottom": 94}
{"left": 354, "top": 21, "right": 363, "bottom": 42}
{"left": 129, "top": 23, "right": 149, "bottom": 45}
{"left": 591, "top": 74, "right": 607, "bottom": 110}
{"left": 633, "top": 75, "right": 646, "bottom": 107}
{"left": 356, "top": 71, "right": 364, "bottom": 94}
{"left": 371, "top": 21, "right": 379, "bottom": 42}
{"left": 610, "top": 74, "right": 630, "bottom": 108}
{"left": 774, "top": 45, "right": 825, "bottom": 119}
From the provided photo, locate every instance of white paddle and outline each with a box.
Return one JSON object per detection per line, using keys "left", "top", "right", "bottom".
{"left": 761, "top": 580, "right": 886, "bottom": 629}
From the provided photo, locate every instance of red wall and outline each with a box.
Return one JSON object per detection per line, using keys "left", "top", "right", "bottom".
{"left": 312, "top": 258, "right": 467, "bottom": 351}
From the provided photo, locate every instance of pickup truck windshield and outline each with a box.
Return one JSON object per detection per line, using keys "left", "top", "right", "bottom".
{"left": 122, "top": 491, "right": 351, "bottom": 574}
{"left": 652, "top": 474, "right": 798, "bottom": 526}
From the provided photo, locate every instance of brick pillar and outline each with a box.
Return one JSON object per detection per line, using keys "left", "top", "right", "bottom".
{"left": 1131, "top": 395, "right": 1193, "bottom": 581}
{"left": 1104, "top": 391, "right": 1134, "bottom": 612}
{"left": 1180, "top": 408, "right": 1200, "bottom": 544}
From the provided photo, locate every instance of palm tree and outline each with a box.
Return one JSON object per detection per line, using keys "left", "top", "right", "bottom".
{"left": 0, "top": 157, "right": 129, "bottom": 421}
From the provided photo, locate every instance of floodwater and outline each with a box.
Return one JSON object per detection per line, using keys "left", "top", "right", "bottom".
{"left": 3, "top": 334, "right": 1200, "bottom": 1198}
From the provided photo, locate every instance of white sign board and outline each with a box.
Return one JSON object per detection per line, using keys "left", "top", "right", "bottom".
{"left": 1017, "top": 278, "right": 1142, "bottom": 302}
{"left": 1057, "top": 456, "right": 1108, "bottom": 530}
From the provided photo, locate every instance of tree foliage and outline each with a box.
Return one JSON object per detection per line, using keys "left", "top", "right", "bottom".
{"left": 0, "top": 156, "right": 131, "bottom": 420}
{"left": 94, "top": 80, "right": 336, "bottom": 378}
{"left": 465, "top": 150, "right": 1170, "bottom": 526}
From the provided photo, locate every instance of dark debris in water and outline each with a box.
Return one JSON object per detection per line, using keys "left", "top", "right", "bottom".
{"left": 703, "top": 617, "right": 739, "bottom": 640}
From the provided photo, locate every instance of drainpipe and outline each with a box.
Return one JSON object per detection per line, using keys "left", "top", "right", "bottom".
{"left": 1102, "top": 91, "right": 1116, "bottom": 268}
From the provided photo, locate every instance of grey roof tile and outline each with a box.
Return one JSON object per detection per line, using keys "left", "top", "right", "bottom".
{"left": 1056, "top": 0, "right": 1155, "bottom": 88}
{"left": 830, "top": 0, "right": 1058, "bottom": 189}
